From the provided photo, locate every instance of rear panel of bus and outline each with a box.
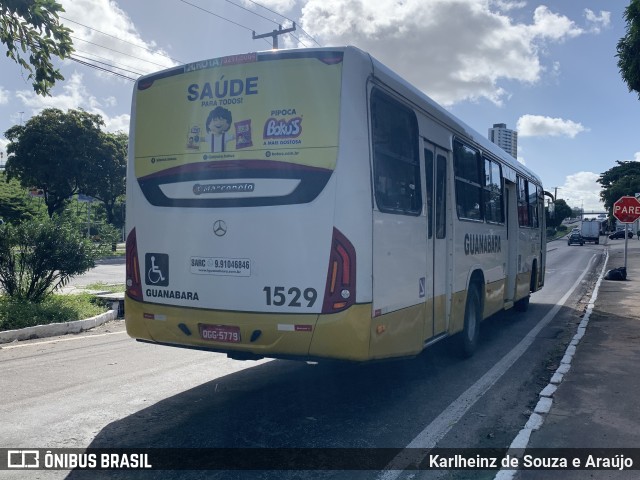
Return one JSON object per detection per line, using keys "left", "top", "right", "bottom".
{"left": 125, "top": 48, "right": 375, "bottom": 361}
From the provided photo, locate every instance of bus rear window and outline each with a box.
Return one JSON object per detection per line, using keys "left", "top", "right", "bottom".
{"left": 137, "top": 160, "right": 333, "bottom": 208}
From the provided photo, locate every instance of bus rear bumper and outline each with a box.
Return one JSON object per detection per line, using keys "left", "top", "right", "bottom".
{"left": 124, "top": 297, "right": 374, "bottom": 361}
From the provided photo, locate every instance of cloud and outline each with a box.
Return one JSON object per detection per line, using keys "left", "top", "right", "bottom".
{"left": 528, "top": 5, "right": 583, "bottom": 41}
{"left": 559, "top": 172, "right": 603, "bottom": 212}
{"left": 490, "top": 0, "right": 527, "bottom": 12}
{"left": 252, "top": 0, "right": 298, "bottom": 12}
{"left": 0, "top": 87, "right": 9, "bottom": 105}
{"left": 584, "top": 9, "right": 611, "bottom": 34}
{"left": 59, "top": 0, "right": 178, "bottom": 78}
{"left": 516, "top": 114, "right": 587, "bottom": 138}
{"left": 298, "top": 0, "right": 602, "bottom": 105}
{"left": 0, "top": 137, "right": 8, "bottom": 156}
{"left": 624, "top": 152, "right": 640, "bottom": 162}
{"left": 15, "top": 72, "right": 129, "bottom": 133}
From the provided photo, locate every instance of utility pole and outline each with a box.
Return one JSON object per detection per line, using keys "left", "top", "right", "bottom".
{"left": 252, "top": 23, "right": 296, "bottom": 49}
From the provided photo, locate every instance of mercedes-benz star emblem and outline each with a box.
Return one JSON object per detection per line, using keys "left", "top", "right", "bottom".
{"left": 213, "top": 220, "right": 227, "bottom": 237}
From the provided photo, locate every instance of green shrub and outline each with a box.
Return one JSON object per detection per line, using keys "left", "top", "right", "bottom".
{"left": 0, "top": 218, "right": 97, "bottom": 302}
{"left": 0, "top": 294, "right": 106, "bottom": 331}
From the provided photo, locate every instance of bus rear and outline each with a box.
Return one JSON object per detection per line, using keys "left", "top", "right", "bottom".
{"left": 125, "top": 48, "right": 372, "bottom": 361}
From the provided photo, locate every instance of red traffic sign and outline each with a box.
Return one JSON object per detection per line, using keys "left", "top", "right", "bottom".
{"left": 613, "top": 196, "right": 640, "bottom": 223}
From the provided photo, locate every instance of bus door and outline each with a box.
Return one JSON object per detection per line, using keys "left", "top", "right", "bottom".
{"left": 423, "top": 141, "right": 449, "bottom": 341}
{"left": 371, "top": 89, "right": 427, "bottom": 357}
{"left": 504, "top": 180, "right": 518, "bottom": 304}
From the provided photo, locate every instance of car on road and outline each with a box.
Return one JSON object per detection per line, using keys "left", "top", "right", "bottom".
{"left": 568, "top": 232, "right": 584, "bottom": 246}
{"left": 609, "top": 230, "right": 634, "bottom": 240}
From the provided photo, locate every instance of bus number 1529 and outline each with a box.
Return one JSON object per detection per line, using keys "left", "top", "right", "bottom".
{"left": 263, "top": 286, "right": 317, "bottom": 307}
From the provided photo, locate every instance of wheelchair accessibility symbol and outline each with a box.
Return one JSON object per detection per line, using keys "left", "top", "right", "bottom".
{"left": 145, "top": 253, "right": 169, "bottom": 286}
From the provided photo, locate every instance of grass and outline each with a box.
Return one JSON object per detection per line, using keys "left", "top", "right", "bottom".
{"left": 0, "top": 294, "right": 108, "bottom": 332}
{"left": 82, "top": 282, "right": 126, "bottom": 293}
{"left": 97, "top": 248, "right": 125, "bottom": 258}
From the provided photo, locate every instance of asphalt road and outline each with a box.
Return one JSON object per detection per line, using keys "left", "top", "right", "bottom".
{"left": 0, "top": 238, "right": 607, "bottom": 480}
{"left": 64, "top": 256, "right": 126, "bottom": 289}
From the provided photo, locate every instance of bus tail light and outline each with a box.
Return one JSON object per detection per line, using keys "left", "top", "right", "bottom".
{"left": 126, "top": 228, "right": 143, "bottom": 302}
{"left": 322, "top": 228, "right": 356, "bottom": 313}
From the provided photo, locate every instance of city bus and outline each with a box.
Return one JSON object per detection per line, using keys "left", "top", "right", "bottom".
{"left": 125, "top": 46, "right": 546, "bottom": 362}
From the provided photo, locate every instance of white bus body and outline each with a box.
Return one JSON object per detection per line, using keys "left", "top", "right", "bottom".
{"left": 125, "top": 47, "right": 546, "bottom": 362}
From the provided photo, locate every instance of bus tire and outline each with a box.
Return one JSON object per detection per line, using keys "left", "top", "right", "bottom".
{"left": 530, "top": 260, "right": 538, "bottom": 292}
{"left": 459, "top": 286, "right": 481, "bottom": 358}
{"left": 515, "top": 267, "right": 535, "bottom": 312}
{"left": 514, "top": 295, "right": 529, "bottom": 312}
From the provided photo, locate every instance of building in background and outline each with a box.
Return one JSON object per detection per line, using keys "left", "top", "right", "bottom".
{"left": 488, "top": 123, "right": 517, "bottom": 159}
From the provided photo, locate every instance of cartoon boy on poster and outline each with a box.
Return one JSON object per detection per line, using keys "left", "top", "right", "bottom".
{"left": 205, "top": 106, "right": 235, "bottom": 152}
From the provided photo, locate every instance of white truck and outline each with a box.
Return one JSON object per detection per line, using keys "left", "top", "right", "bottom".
{"left": 580, "top": 219, "right": 600, "bottom": 244}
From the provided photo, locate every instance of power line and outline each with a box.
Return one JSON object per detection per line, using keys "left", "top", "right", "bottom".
{"left": 60, "top": 16, "right": 184, "bottom": 65}
{"left": 6, "top": 35, "right": 141, "bottom": 80}
{"left": 62, "top": 0, "right": 319, "bottom": 81}
{"left": 16, "top": 3, "right": 320, "bottom": 84}
{"left": 178, "top": 0, "right": 256, "bottom": 33}
{"left": 221, "top": 0, "right": 278, "bottom": 25}
{"left": 253, "top": 23, "right": 297, "bottom": 49}
{"left": 73, "top": 48, "right": 149, "bottom": 75}
{"left": 219, "top": 0, "right": 312, "bottom": 48}
{"left": 69, "top": 56, "right": 136, "bottom": 81}
{"left": 72, "top": 52, "right": 145, "bottom": 77}
{"left": 69, "top": 35, "right": 174, "bottom": 70}
{"left": 177, "top": 0, "right": 288, "bottom": 48}
{"left": 240, "top": 0, "right": 321, "bottom": 46}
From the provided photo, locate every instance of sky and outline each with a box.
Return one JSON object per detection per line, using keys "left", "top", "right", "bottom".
{"left": 0, "top": 0, "right": 638, "bottom": 213}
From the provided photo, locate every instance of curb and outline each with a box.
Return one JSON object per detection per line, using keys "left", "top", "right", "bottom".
{"left": 493, "top": 249, "right": 609, "bottom": 480}
{"left": 0, "top": 309, "right": 119, "bottom": 345}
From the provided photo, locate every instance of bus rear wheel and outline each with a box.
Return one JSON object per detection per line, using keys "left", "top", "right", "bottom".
{"left": 515, "top": 267, "right": 535, "bottom": 312}
{"left": 514, "top": 295, "right": 529, "bottom": 312}
{"left": 459, "top": 286, "right": 481, "bottom": 358}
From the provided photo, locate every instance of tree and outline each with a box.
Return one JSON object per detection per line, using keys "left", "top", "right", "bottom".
{"left": 0, "top": 171, "right": 46, "bottom": 223}
{"left": 81, "top": 131, "right": 127, "bottom": 225}
{"left": 546, "top": 199, "right": 572, "bottom": 229}
{"left": 571, "top": 207, "right": 583, "bottom": 219}
{"left": 0, "top": 0, "right": 74, "bottom": 96}
{"left": 617, "top": 0, "right": 640, "bottom": 100}
{"left": 4, "top": 108, "right": 104, "bottom": 218}
{"left": 0, "top": 217, "right": 96, "bottom": 302}
{"left": 597, "top": 160, "right": 640, "bottom": 212}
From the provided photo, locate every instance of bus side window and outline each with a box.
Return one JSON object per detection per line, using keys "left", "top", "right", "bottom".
{"left": 371, "top": 89, "right": 421, "bottom": 216}
{"left": 517, "top": 176, "right": 530, "bottom": 227}
{"left": 436, "top": 154, "right": 447, "bottom": 239}
{"left": 529, "top": 184, "right": 539, "bottom": 228}
{"left": 453, "top": 140, "right": 482, "bottom": 221}
{"left": 484, "top": 157, "right": 504, "bottom": 224}
{"left": 425, "top": 148, "right": 434, "bottom": 238}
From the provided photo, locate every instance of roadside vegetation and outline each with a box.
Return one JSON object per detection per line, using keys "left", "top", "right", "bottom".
{"left": 547, "top": 225, "right": 569, "bottom": 241}
{"left": 82, "top": 282, "right": 126, "bottom": 294}
{"left": 0, "top": 294, "right": 105, "bottom": 332}
{"left": 0, "top": 215, "right": 120, "bottom": 332}
{"left": 545, "top": 199, "right": 573, "bottom": 241}
{"left": 0, "top": 107, "right": 127, "bottom": 333}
